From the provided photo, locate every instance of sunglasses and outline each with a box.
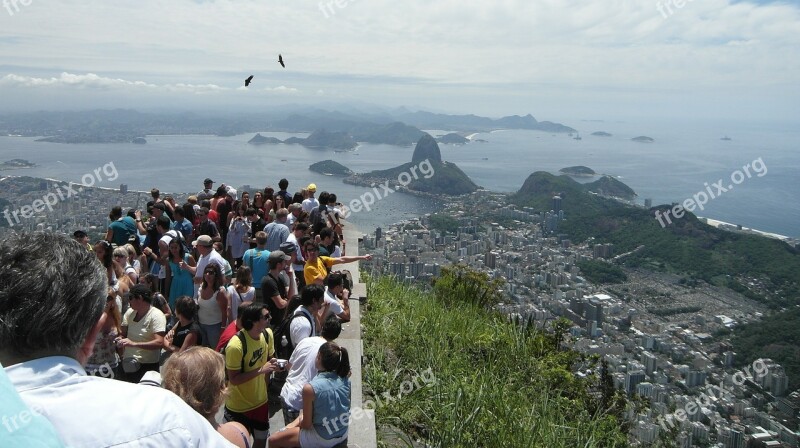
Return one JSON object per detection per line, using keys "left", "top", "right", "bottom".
{"left": 204, "top": 271, "right": 216, "bottom": 275}
{"left": 261, "top": 313, "right": 270, "bottom": 320}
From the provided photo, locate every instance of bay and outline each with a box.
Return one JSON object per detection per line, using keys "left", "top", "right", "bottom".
{"left": 0, "top": 117, "right": 797, "bottom": 237}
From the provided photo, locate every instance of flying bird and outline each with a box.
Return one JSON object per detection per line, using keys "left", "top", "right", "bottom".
{"left": 278, "top": 54, "right": 285, "bottom": 68}
{"left": 244, "top": 75, "right": 254, "bottom": 87}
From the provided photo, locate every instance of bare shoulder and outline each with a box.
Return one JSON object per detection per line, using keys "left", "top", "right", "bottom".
{"left": 218, "top": 421, "right": 251, "bottom": 448}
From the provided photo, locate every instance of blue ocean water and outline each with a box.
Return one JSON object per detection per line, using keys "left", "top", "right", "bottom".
{"left": 0, "top": 118, "right": 797, "bottom": 237}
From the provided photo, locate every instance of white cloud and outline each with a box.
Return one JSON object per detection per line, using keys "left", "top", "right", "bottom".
{"left": 0, "top": 0, "right": 797, "bottom": 118}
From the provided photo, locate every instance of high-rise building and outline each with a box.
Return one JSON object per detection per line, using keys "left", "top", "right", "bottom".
{"left": 120, "top": 184, "right": 128, "bottom": 194}
{"left": 625, "top": 371, "right": 646, "bottom": 394}
{"left": 643, "top": 351, "right": 658, "bottom": 376}
{"left": 644, "top": 198, "right": 652, "bottom": 208}
{"left": 552, "top": 195, "right": 562, "bottom": 213}
{"left": 686, "top": 370, "right": 707, "bottom": 388}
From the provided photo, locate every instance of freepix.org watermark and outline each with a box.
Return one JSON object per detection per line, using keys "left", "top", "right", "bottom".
{"left": 654, "top": 157, "right": 766, "bottom": 228}
{"left": 321, "top": 367, "right": 436, "bottom": 436}
{"left": 3, "top": 0, "right": 32, "bottom": 16}
{"left": 318, "top": 0, "right": 357, "bottom": 19}
{"left": 342, "top": 159, "right": 434, "bottom": 218}
{"left": 656, "top": 359, "right": 770, "bottom": 431}
{"left": 657, "top": 0, "right": 695, "bottom": 19}
{"left": 3, "top": 162, "right": 119, "bottom": 227}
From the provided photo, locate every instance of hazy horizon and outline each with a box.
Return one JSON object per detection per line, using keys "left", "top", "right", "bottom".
{"left": 0, "top": 0, "right": 798, "bottom": 124}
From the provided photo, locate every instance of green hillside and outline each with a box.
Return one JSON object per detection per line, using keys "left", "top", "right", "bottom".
{"left": 363, "top": 272, "right": 628, "bottom": 447}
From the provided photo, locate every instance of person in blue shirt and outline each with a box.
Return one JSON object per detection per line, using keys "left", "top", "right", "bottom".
{"left": 0, "top": 363, "right": 64, "bottom": 448}
{"left": 268, "top": 341, "right": 351, "bottom": 448}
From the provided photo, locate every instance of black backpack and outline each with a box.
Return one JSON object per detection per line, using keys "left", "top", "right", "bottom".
{"left": 273, "top": 308, "right": 314, "bottom": 360}
{"left": 222, "top": 328, "right": 273, "bottom": 373}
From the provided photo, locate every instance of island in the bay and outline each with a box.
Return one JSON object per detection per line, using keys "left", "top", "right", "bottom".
{"left": 436, "top": 133, "right": 469, "bottom": 144}
{"left": 0, "top": 159, "right": 37, "bottom": 170}
{"left": 247, "top": 133, "right": 282, "bottom": 145}
{"left": 632, "top": 136, "right": 655, "bottom": 143}
{"left": 591, "top": 131, "right": 612, "bottom": 137}
{"left": 309, "top": 160, "right": 353, "bottom": 176}
{"left": 559, "top": 165, "right": 597, "bottom": 176}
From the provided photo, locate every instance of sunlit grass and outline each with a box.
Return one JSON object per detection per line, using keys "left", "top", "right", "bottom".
{"left": 362, "top": 276, "right": 628, "bottom": 448}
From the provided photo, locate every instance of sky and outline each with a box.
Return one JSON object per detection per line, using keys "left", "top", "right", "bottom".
{"left": 0, "top": 0, "right": 799, "bottom": 123}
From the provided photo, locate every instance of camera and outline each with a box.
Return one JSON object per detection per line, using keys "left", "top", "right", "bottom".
{"left": 276, "top": 359, "right": 288, "bottom": 370}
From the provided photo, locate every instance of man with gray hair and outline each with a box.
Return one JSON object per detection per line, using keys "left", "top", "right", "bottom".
{"left": 0, "top": 232, "right": 234, "bottom": 447}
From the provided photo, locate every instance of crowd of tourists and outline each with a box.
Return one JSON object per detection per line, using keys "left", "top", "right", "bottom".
{"left": 0, "top": 176, "right": 372, "bottom": 448}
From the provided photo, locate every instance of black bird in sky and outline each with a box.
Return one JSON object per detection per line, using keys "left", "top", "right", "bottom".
{"left": 244, "top": 75, "right": 253, "bottom": 87}
{"left": 278, "top": 54, "right": 285, "bottom": 68}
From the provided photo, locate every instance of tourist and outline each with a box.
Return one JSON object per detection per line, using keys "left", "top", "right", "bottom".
{"left": 242, "top": 231, "right": 270, "bottom": 303}
{"left": 162, "top": 296, "right": 201, "bottom": 357}
{"left": 162, "top": 347, "right": 252, "bottom": 448}
{"left": 301, "top": 183, "right": 319, "bottom": 213}
{"left": 165, "top": 237, "right": 197, "bottom": 311}
{"left": 106, "top": 205, "right": 137, "bottom": 246}
{"left": 279, "top": 315, "right": 342, "bottom": 424}
{"left": 302, "top": 240, "right": 371, "bottom": 286}
{"left": 84, "top": 294, "right": 123, "bottom": 380}
{"left": 261, "top": 250, "right": 297, "bottom": 329}
{"left": 197, "top": 263, "right": 229, "bottom": 349}
{"left": 264, "top": 207, "right": 290, "bottom": 251}
{"left": 227, "top": 266, "right": 256, "bottom": 324}
{"left": 224, "top": 302, "right": 282, "bottom": 448}
{"left": 268, "top": 342, "right": 351, "bottom": 448}
{"left": 227, "top": 202, "right": 251, "bottom": 269}
{"left": 118, "top": 283, "right": 167, "bottom": 383}
{"left": 187, "top": 234, "right": 227, "bottom": 293}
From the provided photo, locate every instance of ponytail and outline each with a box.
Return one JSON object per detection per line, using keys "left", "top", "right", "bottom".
{"left": 319, "top": 342, "right": 351, "bottom": 378}
{"left": 335, "top": 347, "right": 350, "bottom": 378}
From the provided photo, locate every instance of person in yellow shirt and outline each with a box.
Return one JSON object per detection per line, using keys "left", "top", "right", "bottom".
{"left": 302, "top": 240, "right": 371, "bottom": 286}
{"left": 223, "top": 302, "right": 283, "bottom": 448}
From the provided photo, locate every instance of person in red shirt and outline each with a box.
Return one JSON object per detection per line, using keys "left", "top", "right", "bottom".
{"left": 217, "top": 303, "right": 247, "bottom": 352}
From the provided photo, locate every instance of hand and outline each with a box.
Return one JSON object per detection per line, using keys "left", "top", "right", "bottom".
{"left": 164, "top": 332, "right": 174, "bottom": 348}
{"left": 363, "top": 254, "right": 373, "bottom": 261}
{"left": 179, "top": 261, "right": 187, "bottom": 270}
{"left": 134, "top": 210, "right": 142, "bottom": 220}
{"left": 116, "top": 338, "right": 134, "bottom": 348}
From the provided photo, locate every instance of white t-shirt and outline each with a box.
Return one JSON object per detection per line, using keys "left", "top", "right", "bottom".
{"left": 280, "top": 336, "right": 326, "bottom": 411}
{"left": 322, "top": 288, "right": 345, "bottom": 322}
{"left": 301, "top": 198, "right": 319, "bottom": 214}
{"left": 290, "top": 307, "right": 316, "bottom": 347}
{"left": 287, "top": 233, "right": 305, "bottom": 272}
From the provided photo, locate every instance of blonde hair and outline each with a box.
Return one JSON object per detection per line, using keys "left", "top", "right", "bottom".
{"left": 162, "top": 347, "right": 228, "bottom": 420}
{"left": 123, "top": 243, "right": 136, "bottom": 257}
{"left": 112, "top": 247, "right": 128, "bottom": 259}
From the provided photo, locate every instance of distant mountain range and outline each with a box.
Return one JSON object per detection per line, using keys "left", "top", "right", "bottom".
{"left": 0, "top": 108, "right": 576, "bottom": 146}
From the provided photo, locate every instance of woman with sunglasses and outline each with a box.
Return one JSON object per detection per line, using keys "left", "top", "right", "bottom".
{"left": 197, "top": 264, "right": 229, "bottom": 349}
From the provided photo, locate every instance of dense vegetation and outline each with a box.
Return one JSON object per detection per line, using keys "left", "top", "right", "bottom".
{"left": 427, "top": 214, "right": 459, "bottom": 234}
{"left": 577, "top": 260, "right": 628, "bottom": 284}
{"left": 362, "top": 268, "right": 629, "bottom": 447}
{"left": 732, "top": 307, "right": 800, "bottom": 390}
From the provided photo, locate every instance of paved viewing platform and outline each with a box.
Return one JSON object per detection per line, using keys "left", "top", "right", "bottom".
{"left": 269, "top": 223, "right": 377, "bottom": 447}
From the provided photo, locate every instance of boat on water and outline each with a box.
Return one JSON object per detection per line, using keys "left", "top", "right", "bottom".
{"left": 574, "top": 133, "right": 582, "bottom": 141}
{"left": 482, "top": 157, "right": 489, "bottom": 160}
{"left": 721, "top": 136, "right": 732, "bottom": 141}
